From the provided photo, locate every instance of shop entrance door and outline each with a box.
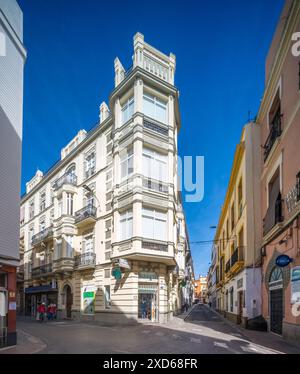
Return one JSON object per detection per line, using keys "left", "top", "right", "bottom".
{"left": 270, "top": 289, "right": 283, "bottom": 335}
{"left": 138, "top": 290, "right": 158, "bottom": 322}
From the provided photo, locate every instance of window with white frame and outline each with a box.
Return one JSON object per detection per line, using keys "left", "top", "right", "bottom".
{"left": 142, "top": 208, "right": 167, "bottom": 241}
{"left": 39, "top": 217, "right": 46, "bottom": 232}
{"left": 119, "top": 210, "right": 133, "bottom": 241}
{"left": 66, "top": 193, "right": 74, "bottom": 215}
{"left": 55, "top": 239, "right": 62, "bottom": 259}
{"left": 29, "top": 199, "right": 35, "bottom": 219}
{"left": 83, "top": 234, "right": 94, "bottom": 253}
{"left": 85, "top": 152, "right": 96, "bottom": 179}
{"left": 28, "top": 226, "right": 34, "bottom": 248}
{"left": 143, "top": 93, "right": 167, "bottom": 124}
{"left": 65, "top": 235, "right": 73, "bottom": 257}
{"left": 120, "top": 148, "right": 133, "bottom": 180}
{"left": 39, "top": 190, "right": 46, "bottom": 212}
{"left": 142, "top": 148, "right": 167, "bottom": 182}
{"left": 121, "top": 97, "right": 134, "bottom": 124}
{"left": 104, "top": 285, "right": 111, "bottom": 309}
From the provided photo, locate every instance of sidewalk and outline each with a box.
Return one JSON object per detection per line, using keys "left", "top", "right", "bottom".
{"left": 207, "top": 305, "right": 300, "bottom": 354}
{"left": 0, "top": 329, "right": 46, "bottom": 354}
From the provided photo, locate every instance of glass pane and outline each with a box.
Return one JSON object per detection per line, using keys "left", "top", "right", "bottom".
{"left": 142, "top": 216, "right": 153, "bottom": 239}
{"left": 156, "top": 102, "right": 166, "bottom": 123}
{"left": 143, "top": 96, "right": 155, "bottom": 118}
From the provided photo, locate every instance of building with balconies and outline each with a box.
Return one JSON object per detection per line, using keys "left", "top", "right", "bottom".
{"left": 210, "top": 122, "right": 262, "bottom": 327}
{"left": 18, "top": 33, "right": 193, "bottom": 324}
{"left": 258, "top": 0, "right": 300, "bottom": 343}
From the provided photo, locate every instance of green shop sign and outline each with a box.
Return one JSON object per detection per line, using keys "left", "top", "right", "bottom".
{"left": 112, "top": 267, "right": 122, "bottom": 280}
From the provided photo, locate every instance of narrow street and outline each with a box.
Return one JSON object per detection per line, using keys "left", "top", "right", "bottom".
{"left": 2, "top": 305, "right": 299, "bottom": 354}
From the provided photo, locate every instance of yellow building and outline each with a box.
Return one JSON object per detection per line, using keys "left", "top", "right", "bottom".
{"left": 213, "top": 122, "right": 262, "bottom": 327}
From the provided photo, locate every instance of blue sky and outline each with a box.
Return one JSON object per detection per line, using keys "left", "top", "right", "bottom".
{"left": 18, "top": 0, "right": 284, "bottom": 278}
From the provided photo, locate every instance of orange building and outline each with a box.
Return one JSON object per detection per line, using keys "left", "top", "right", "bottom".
{"left": 194, "top": 276, "right": 207, "bottom": 303}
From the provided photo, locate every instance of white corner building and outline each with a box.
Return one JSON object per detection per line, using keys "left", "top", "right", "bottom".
{"left": 19, "top": 33, "right": 194, "bottom": 324}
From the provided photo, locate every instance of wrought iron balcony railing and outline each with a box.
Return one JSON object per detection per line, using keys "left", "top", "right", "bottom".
{"left": 75, "top": 205, "right": 97, "bottom": 223}
{"left": 143, "top": 118, "right": 168, "bottom": 136}
{"left": 142, "top": 241, "right": 168, "bottom": 252}
{"left": 285, "top": 181, "right": 300, "bottom": 215}
{"left": 263, "top": 199, "right": 284, "bottom": 236}
{"left": 53, "top": 173, "right": 77, "bottom": 191}
{"left": 142, "top": 177, "right": 168, "bottom": 193}
{"left": 230, "top": 246, "right": 245, "bottom": 268}
{"left": 263, "top": 110, "right": 282, "bottom": 161}
{"left": 74, "top": 252, "right": 96, "bottom": 268}
{"left": 31, "top": 227, "right": 53, "bottom": 246}
{"left": 225, "top": 260, "right": 231, "bottom": 274}
{"left": 32, "top": 263, "right": 53, "bottom": 278}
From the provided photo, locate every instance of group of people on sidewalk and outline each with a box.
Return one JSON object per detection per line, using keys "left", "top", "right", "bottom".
{"left": 36, "top": 302, "right": 57, "bottom": 322}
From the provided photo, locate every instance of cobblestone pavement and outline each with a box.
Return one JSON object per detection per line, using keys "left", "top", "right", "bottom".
{"left": 1, "top": 305, "right": 299, "bottom": 354}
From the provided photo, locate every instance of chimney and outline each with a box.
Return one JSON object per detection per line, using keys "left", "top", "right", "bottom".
{"left": 100, "top": 101, "right": 110, "bottom": 123}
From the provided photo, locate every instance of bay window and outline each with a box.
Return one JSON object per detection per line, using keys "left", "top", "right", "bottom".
{"left": 120, "top": 148, "right": 133, "bottom": 180}
{"left": 142, "top": 208, "right": 167, "bottom": 241}
{"left": 143, "top": 93, "right": 167, "bottom": 124}
{"left": 143, "top": 148, "right": 167, "bottom": 182}
{"left": 119, "top": 210, "right": 133, "bottom": 241}
{"left": 121, "top": 97, "right": 134, "bottom": 124}
{"left": 66, "top": 235, "right": 73, "bottom": 257}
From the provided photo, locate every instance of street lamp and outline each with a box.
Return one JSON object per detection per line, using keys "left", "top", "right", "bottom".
{"left": 83, "top": 184, "right": 101, "bottom": 211}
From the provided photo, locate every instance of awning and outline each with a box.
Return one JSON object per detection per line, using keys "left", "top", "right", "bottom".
{"left": 138, "top": 284, "right": 157, "bottom": 294}
{"left": 25, "top": 285, "right": 58, "bottom": 294}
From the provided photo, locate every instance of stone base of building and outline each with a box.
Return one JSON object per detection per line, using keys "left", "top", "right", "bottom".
{"left": 283, "top": 322, "right": 300, "bottom": 345}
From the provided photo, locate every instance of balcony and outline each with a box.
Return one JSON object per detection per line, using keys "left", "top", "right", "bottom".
{"left": 263, "top": 110, "right": 282, "bottom": 162}
{"left": 285, "top": 181, "right": 300, "bottom": 216}
{"left": 17, "top": 264, "right": 24, "bottom": 282}
{"left": 53, "top": 257, "right": 74, "bottom": 274}
{"left": 142, "top": 177, "right": 168, "bottom": 194}
{"left": 75, "top": 205, "right": 97, "bottom": 227}
{"left": 225, "top": 260, "right": 231, "bottom": 274}
{"left": 230, "top": 246, "right": 244, "bottom": 273}
{"left": 32, "top": 227, "right": 53, "bottom": 246}
{"left": 143, "top": 118, "right": 168, "bottom": 137}
{"left": 75, "top": 252, "right": 96, "bottom": 270}
{"left": 263, "top": 199, "right": 284, "bottom": 236}
{"left": 225, "top": 247, "right": 245, "bottom": 275}
{"left": 32, "top": 263, "right": 53, "bottom": 278}
{"left": 53, "top": 173, "right": 77, "bottom": 191}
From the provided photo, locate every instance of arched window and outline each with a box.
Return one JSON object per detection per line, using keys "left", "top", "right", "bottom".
{"left": 269, "top": 267, "right": 283, "bottom": 289}
{"left": 66, "top": 164, "right": 76, "bottom": 176}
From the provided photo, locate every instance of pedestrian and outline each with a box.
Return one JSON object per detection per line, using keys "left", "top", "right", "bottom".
{"left": 47, "top": 303, "right": 53, "bottom": 321}
{"left": 38, "top": 302, "right": 46, "bottom": 322}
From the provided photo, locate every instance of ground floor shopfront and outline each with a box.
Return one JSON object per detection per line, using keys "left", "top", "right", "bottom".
{"left": 21, "top": 260, "right": 184, "bottom": 325}
{"left": 262, "top": 218, "right": 300, "bottom": 344}
{"left": 0, "top": 264, "right": 17, "bottom": 347}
